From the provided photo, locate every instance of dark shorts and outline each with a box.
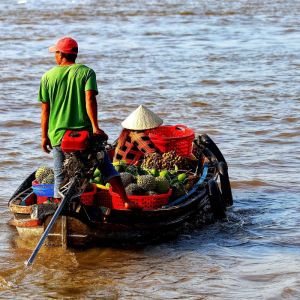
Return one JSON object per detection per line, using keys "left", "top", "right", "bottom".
{"left": 101, "top": 151, "right": 120, "bottom": 182}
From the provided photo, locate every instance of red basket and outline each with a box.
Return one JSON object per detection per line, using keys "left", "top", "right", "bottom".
{"left": 94, "top": 187, "right": 113, "bottom": 208}
{"left": 36, "top": 184, "right": 98, "bottom": 206}
{"left": 109, "top": 188, "right": 172, "bottom": 210}
{"left": 80, "top": 184, "right": 97, "bottom": 205}
{"left": 37, "top": 196, "right": 60, "bottom": 205}
{"left": 147, "top": 125, "right": 195, "bottom": 157}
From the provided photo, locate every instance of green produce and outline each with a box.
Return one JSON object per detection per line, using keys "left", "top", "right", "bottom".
{"left": 150, "top": 168, "right": 159, "bottom": 177}
{"left": 105, "top": 183, "right": 111, "bottom": 188}
{"left": 35, "top": 166, "right": 53, "bottom": 183}
{"left": 93, "top": 168, "right": 101, "bottom": 177}
{"left": 93, "top": 176, "right": 102, "bottom": 184}
{"left": 113, "top": 160, "right": 127, "bottom": 166}
{"left": 136, "top": 175, "right": 156, "bottom": 191}
{"left": 155, "top": 176, "right": 170, "bottom": 194}
{"left": 113, "top": 160, "right": 127, "bottom": 172}
{"left": 120, "top": 172, "right": 135, "bottom": 187}
{"left": 159, "top": 170, "right": 169, "bottom": 178}
{"left": 125, "top": 183, "right": 145, "bottom": 196}
{"left": 114, "top": 165, "right": 124, "bottom": 172}
{"left": 41, "top": 173, "right": 54, "bottom": 184}
{"left": 177, "top": 173, "right": 187, "bottom": 182}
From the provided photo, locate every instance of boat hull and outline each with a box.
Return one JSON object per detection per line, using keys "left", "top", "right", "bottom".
{"left": 8, "top": 134, "right": 232, "bottom": 247}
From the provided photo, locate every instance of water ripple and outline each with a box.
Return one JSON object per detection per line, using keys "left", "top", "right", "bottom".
{"left": 0, "top": 0, "right": 300, "bottom": 298}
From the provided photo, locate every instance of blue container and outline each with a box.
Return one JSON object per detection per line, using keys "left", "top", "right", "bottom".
{"left": 32, "top": 183, "right": 54, "bottom": 197}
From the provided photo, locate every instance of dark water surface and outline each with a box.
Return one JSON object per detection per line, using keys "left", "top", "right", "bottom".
{"left": 0, "top": 0, "right": 299, "bottom": 299}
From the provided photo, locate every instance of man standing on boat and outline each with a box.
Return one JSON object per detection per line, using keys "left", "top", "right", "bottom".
{"left": 38, "top": 36, "right": 134, "bottom": 209}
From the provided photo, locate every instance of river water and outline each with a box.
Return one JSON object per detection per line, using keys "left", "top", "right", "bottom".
{"left": 0, "top": 0, "right": 299, "bottom": 299}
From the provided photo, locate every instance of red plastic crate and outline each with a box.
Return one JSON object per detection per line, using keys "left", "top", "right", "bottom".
{"left": 80, "top": 184, "right": 97, "bottom": 206}
{"left": 109, "top": 188, "right": 172, "bottom": 210}
{"left": 94, "top": 188, "right": 113, "bottom": 208}
{"left": 23, "top": 192, "right": 36, "bottom": 206}
{"left": 36, "top": 184, "right": 97, "bottom": 206}
{"left": 37, "top": 196, "right": 48, "bottom": 204}
{"left": 147, "top": 125, "right": 195, "bottom": 157}
{"left": 37, "top": 196, "right": 60, "bottom": 205}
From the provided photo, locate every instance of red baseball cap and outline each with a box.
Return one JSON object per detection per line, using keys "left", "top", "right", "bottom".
{"left": 49, "top": 37, "right": 78, "bottom": 54}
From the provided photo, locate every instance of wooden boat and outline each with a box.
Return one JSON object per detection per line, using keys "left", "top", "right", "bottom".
{"left": 8, "top": 134, "right": 233, "bottom": 248}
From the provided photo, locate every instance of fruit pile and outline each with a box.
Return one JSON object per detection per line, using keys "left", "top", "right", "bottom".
{"left": 121, "top": 173, "right": 170, "bottom": 196}
{"left": 141, "top": 150, "right": 190, "bottom": 171}
{"left": 90, "top": 167, "right": 111, "bottom": 188}
{"left": 35, "top": 166, "right": 54, "bottom": 184}
{"left": 109, "top": 154, "right": 199, "bottom": 198}
{"left": 34, "top": 148, "right": 199, "bottom": 201}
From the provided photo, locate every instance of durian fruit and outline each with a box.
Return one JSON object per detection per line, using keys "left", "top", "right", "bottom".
{"left": 35, "top": 166, "right": 54, "bottom": 183}
{"left": 120, "top": 172, "right": 135, "bottom": 187}
{"left": 155, "top": 177, "right": 170, "bottom": 194}
{"left": 41, "top": 173, "right": 54, "bottom": 184}
{"left": 125, "top": 165, "right": 139, "bottom": 175}
{"left": 136, "top": 175, "right": 156, "bottom": 191}
{"left": 125, "top": 183, "right": 145, "bottom": 196}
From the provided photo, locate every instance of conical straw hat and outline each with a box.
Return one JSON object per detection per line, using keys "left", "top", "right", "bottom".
{"left": 121, "top": 105, "right": 163, "bottom": 130}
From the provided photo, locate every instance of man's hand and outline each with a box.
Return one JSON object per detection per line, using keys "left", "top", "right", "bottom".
{"left": 93, "top": 127, "right": 108, "bottom": 140}
{"left": 41, "top": 137, "right": 52, "bottom": 153}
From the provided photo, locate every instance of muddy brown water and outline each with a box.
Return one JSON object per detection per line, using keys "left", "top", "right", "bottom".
{"left": 0, "top": 0, "right": 299, "bottom": 299}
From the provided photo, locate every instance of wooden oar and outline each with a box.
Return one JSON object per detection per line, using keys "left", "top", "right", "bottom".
{"left": 25, "top": 177, "right": 77, "bottom": 266}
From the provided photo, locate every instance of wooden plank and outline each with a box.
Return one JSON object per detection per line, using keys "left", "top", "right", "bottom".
{"left": 61, "top": 216, "right": 67, "bottom": 249}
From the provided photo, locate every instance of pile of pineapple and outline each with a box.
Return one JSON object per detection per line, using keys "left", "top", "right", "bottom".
{"left": 35, "top": 166, "right": 54, "bottom": 184}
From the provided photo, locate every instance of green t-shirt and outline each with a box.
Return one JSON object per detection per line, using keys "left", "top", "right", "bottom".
{"left": 38, "top": 64, "right": 98, "bottom": 147}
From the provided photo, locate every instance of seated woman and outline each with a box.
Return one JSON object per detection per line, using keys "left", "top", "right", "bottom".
{"left": 114, "top": 105, "right": 163, "bottom": 165}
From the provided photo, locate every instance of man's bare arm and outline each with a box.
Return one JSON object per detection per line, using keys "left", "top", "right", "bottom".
{"left": 41, "top": 102, "right": 52, "bottom": 153}
{"left": 85, "top": 90, "right": 108, "bottom": 139}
